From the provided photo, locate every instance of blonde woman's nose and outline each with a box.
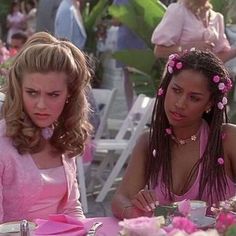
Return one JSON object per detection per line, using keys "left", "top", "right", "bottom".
{"left": 36, "top": 96, "right": 46, "bottom": 109}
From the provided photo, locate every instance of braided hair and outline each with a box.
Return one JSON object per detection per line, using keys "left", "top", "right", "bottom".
{"left": 146, "top": 50, "right": 232, "bottom": 203}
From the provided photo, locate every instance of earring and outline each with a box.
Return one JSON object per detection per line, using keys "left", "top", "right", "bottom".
{"left": 205, "top": 108, "right": 211, "bottom": 114}
{"left": 65, "top": 98, "right": 69, "bottom": 104}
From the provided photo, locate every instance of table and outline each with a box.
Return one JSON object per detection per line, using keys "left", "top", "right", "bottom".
{"left": 83, "top": 217, "right": 121, "bottom": 235}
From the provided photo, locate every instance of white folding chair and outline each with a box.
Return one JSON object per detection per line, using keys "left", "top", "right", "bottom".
{"left": 76, "top": 88, "right": 117, "bottom": 213}
{"left": 92, "top": 88, "right": 117, "bottom": 140}
{"left": 0, "top": 92, "right": 5, "bottom": 110}
{"left": 88, "top": 94, "right": 155, "bottom": 202}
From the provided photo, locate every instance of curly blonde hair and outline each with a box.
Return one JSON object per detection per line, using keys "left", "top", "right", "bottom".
{"left": 179, "top": 0, "right": 212, "bottom": 15}
{"left": 1, "top": 32, "right": 92, "bottom": 155}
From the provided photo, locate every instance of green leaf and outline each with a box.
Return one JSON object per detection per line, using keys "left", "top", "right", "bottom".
{"left": 108, "top": 0, "right": 166, "bottom": 48}
{"left": 112, "top": 49, "right": 156, "bottom": 75}
{"left": 84, "top": 0, "right": 109, "bottom": 32}
{"left": 225, "top": 224, "right": 236, "bottom": 236}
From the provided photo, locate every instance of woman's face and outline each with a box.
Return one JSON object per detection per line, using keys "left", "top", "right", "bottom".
{"left": 22, "top": 72, "right": 69, "bottom": 128}
{"left": 164, "top": 69, "right": 212, "bottom": 128}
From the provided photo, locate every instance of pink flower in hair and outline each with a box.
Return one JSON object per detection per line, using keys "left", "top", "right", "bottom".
{"left": 169, "top": 60, "right": 175, "bottom": 67}
{"left": 222, "top": 97, "right": 228, "bottom": 105}
{"left": 223, "top": 78, "right": 233, "bottom": 93}
{"left": 213, "top": 75, "right": 220, "bottom": 83}
{"left": 167, "top": 66, "right": 173, "bottom": 74}
{"left": 169, "top": 54, "right": 177, "bottom": 60}
{"left": 165, "top": 128, "right": 172, "bottom": 135}
{"left": 217, "top": 102, "right": 224, "bottom": 110}
{"left": 218, "top": 83, "right": 225, "bottom": 91}
{"left": 176, "top": 62, "right": 183, "bottom": 69}
{"left": 152, "top": 149, "right": 156, "bottom": 157}
{"left": 158, "top": 88, "right": 164, "bottom": 96}
{"left": 217, "top": 157, "right": 224, "bottom": 165}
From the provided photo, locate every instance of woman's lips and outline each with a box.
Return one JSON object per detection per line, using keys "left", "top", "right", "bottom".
{"left": 170, "top": 111, "right": 185, "bottom": 121}
{"left": 34, "top": 113, "right": 50, "bottom": 120}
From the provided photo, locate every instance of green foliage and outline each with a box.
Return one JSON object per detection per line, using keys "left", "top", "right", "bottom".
{"left": 83, "top": 0, "right": 110, "bottom": 53}
{"left": 108, "top": 0, "right": 166, "bottom": 49}
{"left": 225, "top": 224, "right": 236, "bottom": 236}
{"left": 108, "top": 0, "right": 166, "bottom": 97}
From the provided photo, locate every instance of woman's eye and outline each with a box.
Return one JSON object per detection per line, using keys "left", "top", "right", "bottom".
{"left": 49, "top": 93, "right": 59, "bottom": 97}
{"left": 26, "top": 91, "right": 37, "bottom": 96}
{"left": 172, "top": 87, "right": 181, "bottom": 94}
{"left": 190, "top": 96, "right": 200, "bottom": 102}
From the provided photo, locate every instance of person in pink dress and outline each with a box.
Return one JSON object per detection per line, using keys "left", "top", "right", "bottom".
{"left": 151, "top": 0, "right": 236, "bottom": 63}
{"left": 111, "top": 50, "right": 236, "bottom": 219}
{"left": 0, "top": 32, "right": 92, "bottom": 223}
{"left": 6, "top": 1, "right": 26, "bottom": 45}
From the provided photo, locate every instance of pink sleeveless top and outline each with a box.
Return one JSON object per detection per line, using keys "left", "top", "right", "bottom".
{"left": 154, "top": 120, "right": 236, "bottom": 205}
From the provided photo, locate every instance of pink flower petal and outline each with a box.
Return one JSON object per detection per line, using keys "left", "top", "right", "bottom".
{"left": 213, "top": 75, "right": 220, "bottom": 83}
{"left": 217, "top": 102, "right": 224, "bottom": 110}
{"left": 158, "top": 88, "right": 164, "bottom": 96}
{"left": 152, "top": 149, "right": 156, "bottom": 157}
{"left": 217, "top": 157, "right": 224, "bottom": 165}
{"left": 165, "top": 128, "right": 172, "bottom": 135}
{"left": 218, "top": 83, "right": 225, "bottom": 91}
{"left": 167, "top": 66, "right": 173, "bottom": 74}
{"left": 177, "top": 199, "right": 191, "bottom": 217}
{"left": 222, "top": 97, "right": 228, "bottom": 105}
{"left": 176, "top": 62, "right": 183, "bottom": 69}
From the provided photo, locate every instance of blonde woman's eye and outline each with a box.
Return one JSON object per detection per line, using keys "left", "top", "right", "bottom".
{"left": 49, "top": 93, "right": 59, "bottom": 97}
{"left": 26, "top": 91, "right": 37, "bottom": 96}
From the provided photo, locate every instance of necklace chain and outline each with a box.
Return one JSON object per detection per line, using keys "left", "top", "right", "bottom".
{"left": 171, "top": 131, "right": 200, "bottom": 145}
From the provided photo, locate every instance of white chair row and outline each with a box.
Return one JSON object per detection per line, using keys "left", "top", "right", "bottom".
{"left": 81, "top": 94, "right": 154, "bottom": 205}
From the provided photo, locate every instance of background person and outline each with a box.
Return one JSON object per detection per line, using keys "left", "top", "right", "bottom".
{"left": 111, "top": 50, "right": 236, "bottom": 219}
{"left": 151, "top": 0, "right": 236, "bottom": 63}
{"left": 0, "top": 31, "right": 91, "bottom": 222}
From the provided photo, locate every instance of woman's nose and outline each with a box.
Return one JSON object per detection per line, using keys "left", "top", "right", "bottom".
{"left": 175, "top": 95, "right": 187, "bottom": 109}
{"left": 36, "top": 96, "right": 46, "bottom": 109}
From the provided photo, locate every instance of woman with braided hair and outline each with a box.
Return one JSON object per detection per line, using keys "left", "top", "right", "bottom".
{"left": 111, "top": 50, "right": 236, "bottom": 219}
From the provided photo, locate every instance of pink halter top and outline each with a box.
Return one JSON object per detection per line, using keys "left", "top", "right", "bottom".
{"left": 154, "top": 120, "right": 236, "bottom": 205}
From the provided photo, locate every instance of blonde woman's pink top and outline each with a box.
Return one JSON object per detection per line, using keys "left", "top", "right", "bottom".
{"left": 151, "top": 2, "right": 230, "bottom": 53}
{"left": 0, "top": 119, "right": 85, "bottom": 223}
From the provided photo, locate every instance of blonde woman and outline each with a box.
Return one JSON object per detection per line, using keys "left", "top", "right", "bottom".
{"left": 0, "top": 32, "right": 92, "bottom": 223}
{"left": 151, "top": 0, "right": 236, "bottom": 62}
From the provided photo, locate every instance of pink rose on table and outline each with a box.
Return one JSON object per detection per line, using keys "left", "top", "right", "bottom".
{"left": 119, "top": 216, "right": 165, "bottom": 236}
{"left": 177, "top": 199, "right": 191, "bottom": 216}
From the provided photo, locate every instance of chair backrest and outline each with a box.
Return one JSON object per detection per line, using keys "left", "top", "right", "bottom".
{"left": 92, "top": 88, "right": 117, "bottom": 140}
{"left": 0, "top": 92, "right": 5, "bottom": 111}
{"left": 115, "top": 94, "right": 154, "bottom": 141}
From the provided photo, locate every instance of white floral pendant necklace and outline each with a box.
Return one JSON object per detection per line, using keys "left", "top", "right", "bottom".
{"left": 171, "top": 130, "right": 200, "bottom": 145}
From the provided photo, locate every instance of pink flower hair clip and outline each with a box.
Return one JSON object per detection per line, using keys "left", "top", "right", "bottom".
{"left": 217, "top": 157, "right": 224, "bottom": 165}
{"left": 152, "top": 149, "right": 157, "bottom": 157}
{"left": 165, "top": 128, "right": 172, "bottom": 135}
{"left": 167, "top": 54, "right": 182, "bottom": 74}
{"left": 212, "top": 75, "right": 233, "bottom": 94}
{"left": 157, "top": 87, "right": 164, "bottom": 96}
{"left": 217, "top": 96, "right": 227, "bottom": 110}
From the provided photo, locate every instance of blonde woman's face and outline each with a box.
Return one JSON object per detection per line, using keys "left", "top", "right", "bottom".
{"left": 22, "top": 72, "right": 69, "bottom": 128}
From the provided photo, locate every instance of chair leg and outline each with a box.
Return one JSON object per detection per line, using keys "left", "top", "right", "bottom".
{"left": 76, "top": 157, "right": 88, "bottom": 213}
{"left": 95, "top": 149, "right": 131, "bottom": 202}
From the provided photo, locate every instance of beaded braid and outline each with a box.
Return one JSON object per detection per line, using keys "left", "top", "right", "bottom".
{"left": 146, "top": 50, "right": 232, "bottom": 203}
